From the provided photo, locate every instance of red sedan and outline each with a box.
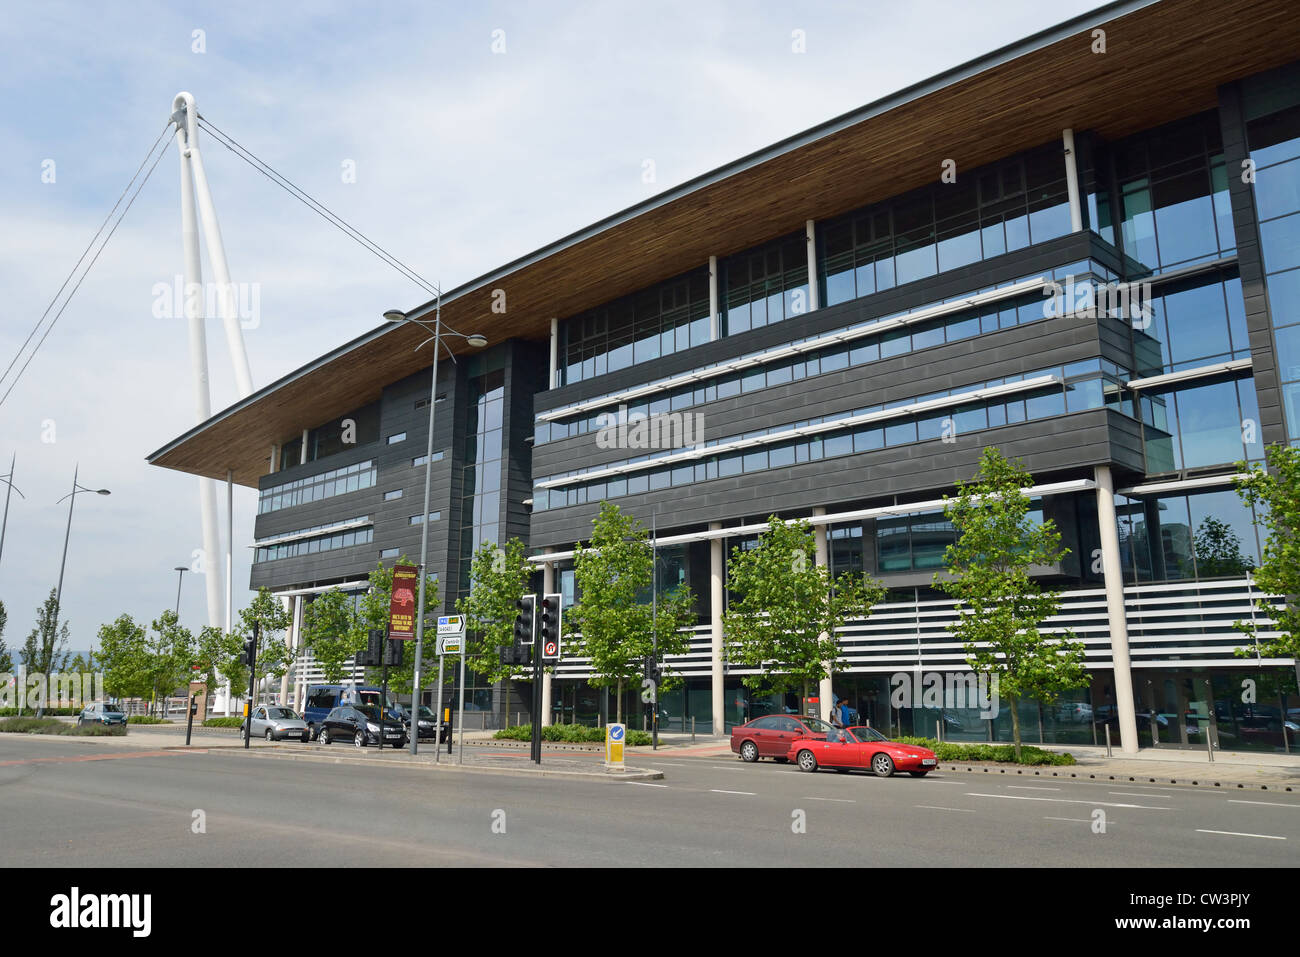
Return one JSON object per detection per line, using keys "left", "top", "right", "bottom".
{"left": 787, "top": 726, "right": 938, "bottom": 777}
{"left": 731, "top": 714, "right": 839, "bottom": 762}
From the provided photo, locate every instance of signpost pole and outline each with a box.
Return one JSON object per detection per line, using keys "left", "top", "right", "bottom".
{"left": 456, "top": 642, "right": 466, "bottom": 764}
{"left": 433, "top": 652, "right": 444, "bottom": 764}
{"left": 531, "top": 631, "right": 542, "bottom": 765}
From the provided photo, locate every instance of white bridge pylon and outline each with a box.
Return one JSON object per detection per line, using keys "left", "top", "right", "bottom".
{"left": 170, "top": 92, "right": 255, "bottom": 632}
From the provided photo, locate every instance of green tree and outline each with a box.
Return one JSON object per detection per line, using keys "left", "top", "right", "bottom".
{"left": 143, "top": 610, "right": 195, "bottom": 716}
{"left": 301, "top": 589, "right": 363, "bottom": 683}
{"left": 1194, "top": 516, "right": 1256, "bottom": 578}
{"left": 724, "top": 515, "right": 884, "bottom": 709}
{"left": 456, "top": 538, "right": 534, "bottom": 687}
{"left": 568, "top": 502, "right": 695, "bottom": 723}
{"left": 193, "top": 625, "right": 225, "bottom": 693}
{"left": 226, "top": 589, "right": 294, "bottom": 702}
{"left": 0, "top": 599, "right": 11, "bottom": 673}
{"left": 1234, "top": 443, "right": 1300, "bottom": 666}
{"left": 935, "top": 447, "right": 1088, "bottom": 761}
{"left": 22, "top": 588, "right": 71, "bottom": 716}
{"left": 96, "top": 614, "right": 150, "bottom": 701}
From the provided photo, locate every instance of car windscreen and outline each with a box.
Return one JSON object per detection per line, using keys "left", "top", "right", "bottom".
{"left": 355, "top": 705, "right": 390, "bottom": 720}
{"left": 268, "top": 708, "right": 296, "bottom": 719}
{"left": 848, "top": 726, "right": 888, "bottom": 743}
{"left": 798, "top": 717, "right": 834, "bottom": 733}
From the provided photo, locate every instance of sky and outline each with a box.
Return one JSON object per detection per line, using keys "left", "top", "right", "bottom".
{"left": 0, "top": 0, "right": 1111, "bottom": 656}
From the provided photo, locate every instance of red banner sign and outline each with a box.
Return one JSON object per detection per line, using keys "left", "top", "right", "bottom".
{"left": 388, "top": 564, "right": 419, "bottom": 640}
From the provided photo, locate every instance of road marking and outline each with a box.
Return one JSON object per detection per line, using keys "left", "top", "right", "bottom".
{"left": 916, "top": 805, "right": 976, "bottom": 813}
{"left": 803, "top": 796, "right": 855, "bottom": 803}
{"left": 1108, "top": 791, "right": 1166, "bottom": 798}
{"left": 1196, "top": 829, "right": 1286, "bottom": 840}
{"left": 652, "top": 762, "right": 689, "bottom": 767}
{"left": 624, "top": 781, "right": 669, "bottom": 788}
{"left": 1007, "top": 785, "right": 1060, "bottom": 791}
{"left": 1044, "top": 816, "right": 1098, "bottom": 823}
{"left": 710, "top": 789, "right": 755, "bottom": 796}
{"left": 708, "top": 765, "right": 743, "bottom": 771}
{"left": 966, "top": 792, "right": 1172, "bottom": 810}
{"left": 1227, "top": 799, "right": 1300, "bottom": 809}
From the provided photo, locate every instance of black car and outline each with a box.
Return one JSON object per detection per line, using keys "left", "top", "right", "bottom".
{"left": 318, "top": 704, "right": 407, "bottom": 749}
{"left": 403, "top": 704, "right": 451, "bottom": 743}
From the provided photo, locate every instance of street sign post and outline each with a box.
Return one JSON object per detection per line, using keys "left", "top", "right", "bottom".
{"left": 605, "top": 723, "right": 626, "bottom": 771}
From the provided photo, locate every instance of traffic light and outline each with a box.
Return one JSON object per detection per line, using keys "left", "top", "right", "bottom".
{"left": 499, "top": 645, "right": 528, "bottom": 668}
{"left": 514, "top": 594, "right": 536, "bottom": 647}
{"left": 356, "top": 628, "right": 385, "bottom": 667}
{"left": 539, "top": 593, "right": 562, "bottom": 661}
{"left": 241, "top": 636, "right": 256, "bottom": 667}
{"left": 382, "top": 637, "right": 404, "bottom": 667}
{"left": 643, "top": 654, "right": 662, "bottom": 685}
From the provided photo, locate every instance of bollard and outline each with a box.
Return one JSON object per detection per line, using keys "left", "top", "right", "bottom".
{"left": 691, "top": 715, "right": 695, "bottom": 744}
{"left": 1104, "top": 723, "right": 1112, "bottom": 758}
{"left": 1206, "top": 724, "right": 1215, "bottom": 763}
{"left": 936, "top": 719, "right": 941, "bottom": 743}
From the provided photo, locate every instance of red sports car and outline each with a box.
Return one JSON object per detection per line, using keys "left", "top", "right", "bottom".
{"left": 787, "top": 726, "right": 938, "bottom": 777}
{"left": 731, "top": 714, "right": 839, "bottom": 762}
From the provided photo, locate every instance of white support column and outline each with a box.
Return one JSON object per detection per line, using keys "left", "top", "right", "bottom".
{"left": 300, "top": 429, "right": 309, "bottom": 466}
{"left": 1063, "top": 128, "right": 1083, "bottom": 233}
{"left": 269, "top": 444, "right": 279, "bottom": 473}
{"left": 805, "top": 220, "right": 819, "bottom": 312}
{"left": 708, "top": 256, "right": 720, "bottom": 341}
{"left": 710, "top": 521, "right": 724, "bottom": 735}
{"left": 278, "top": 594, "right": 293, "bottom": 705}
{"left": 548, "top": 318, "right": 559, "bottom": 389}
{"left": 174, "top": 113, "right": 225, "bottom": 634}
{"left": 542, "top": 550, "right": 555, "bottom": 726}
{"left": 1095, "top": 465, "right": 1139, "bottom": 753}
{"left": 813, "top": 506, "right": 833, "bottom": 721}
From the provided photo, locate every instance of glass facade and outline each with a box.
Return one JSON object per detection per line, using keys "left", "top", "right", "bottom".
{"left": 722, "top": 232, "right": 810, "bottom": 335}
{"left": 1113, "top": 111, "right": 1235, "bottom": 274}
{"left": 559, "top": 268, "right": 710, "bottom": 386}
{"left": 457, "top": 356, "right": 506, "bottom": 598}
{"left": 536, "top": 360, "right": 1128, "bottom": 510}
{"left": 819, "top": 142, "right": 1071, "bottom": 306}
{"left": 1139, "top": 374, "right": 1262, "bottom": 473}
{"left": 536, "top": 260, "right": 1117, "bottom": 445}
{"left": 1130, "top": 270, "right": 1249, "bottom": 377}
{"left": 258, "top": 460, "right": 375, "bottom": 514}
{"left": 277, "top": 402, "right": 380, "bottom": 470}
{"left": 1116, "top": 487, "right": 1261, "bottom": 583}
{"left": 1245, "top": 64, "right": 1300, "bottom": 442}
{"left": 254, "top": 517, "right": 373, "bottom": 563}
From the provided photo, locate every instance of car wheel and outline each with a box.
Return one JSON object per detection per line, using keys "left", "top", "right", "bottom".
{"left": 301, "top": 732, "right": 310, "bottom": 743}
{"left": 907, "top": 771, "right": 929, "bottom": 777}
{"left": 739, "top": 740, "right": 759, "bottom": 763}
{"left": 265, "top": 728, "right": 275, "bottom": 741}
{"left": 797, "top": 749, "right": 818, "bottom": 772}
{"left": 319, "top": 727, "right": 331, "bottom": 745}
{"left": 354, "top": 730, "right": 366, "bottom": 749}
{"left": 76, "top": 716, "right": 83, "bottom": 727}
{"left": 871, "top": 753, "right": 895, "bottom": 778}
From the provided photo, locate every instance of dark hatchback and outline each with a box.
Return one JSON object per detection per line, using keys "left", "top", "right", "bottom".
{"left": 318, "top": 704, "right": 408, "bottom": 749}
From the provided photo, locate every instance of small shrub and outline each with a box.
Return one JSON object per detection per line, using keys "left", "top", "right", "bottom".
{"left": 203, "top": 717, "right": 247, "bottom": 729}
{"left": 128, "top": 716, "right": 169, "bottom": 725}
{"left": 493, "top": 723, "right": 650, "bottom": 745}
{"left": 891, "top": 734, "right": 1076, "bottom": 766}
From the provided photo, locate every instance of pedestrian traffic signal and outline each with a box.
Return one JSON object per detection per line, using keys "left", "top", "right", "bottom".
{"left": 241, "top": 636, "right": 256, "bottom": 667}
{"left": 540, "top": 593, "right": 562, "bottom": 660}
{"left": 382, "top": 637, "right": 404, "bottom": 667}
{"left": 356, "top": 628, "right": 385, "bottom": 667}
{"left": 514, "top": 594, "right": 536, "bottom": 646}
{"left": 643, "top": 654, "right": 661, "bottom": 684}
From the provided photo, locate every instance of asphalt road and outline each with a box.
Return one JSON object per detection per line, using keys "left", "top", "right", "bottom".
{"left": 1, "top": 735, "right": 1296, "bottom": 867}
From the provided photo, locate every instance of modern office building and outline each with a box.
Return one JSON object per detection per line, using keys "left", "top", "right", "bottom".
{"left": 149, "top": 0, "right": 1300, "bottom": 752}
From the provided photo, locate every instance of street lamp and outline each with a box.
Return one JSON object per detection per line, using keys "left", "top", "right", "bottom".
{"left": 0, "top": 452, "right": 24, "bottom": 572}
{"left": 174, "top": 566, "right": 189, "bottom": 618}
{"left": 383, "top": 297, "right": 486, "bottom": 756}
{"left": 46, "top": 464, "right": 109, "bottom": 718}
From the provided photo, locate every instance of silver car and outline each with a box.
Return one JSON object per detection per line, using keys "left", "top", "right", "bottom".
{"left": 245, "top": 705, "right": 310, "bottom": 742}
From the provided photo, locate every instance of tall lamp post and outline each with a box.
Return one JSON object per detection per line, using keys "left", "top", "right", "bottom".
{"left": 0, "top": 452, "right": 24, "bottom": 572}
{"left": 383, "top": 301, "right": 486, "bottom": 756}
{"left": 173, "top": 566, "right": 189, "bottom": 617}
{"left": 48, "top": 465, "right": 109, "bottom": 717}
